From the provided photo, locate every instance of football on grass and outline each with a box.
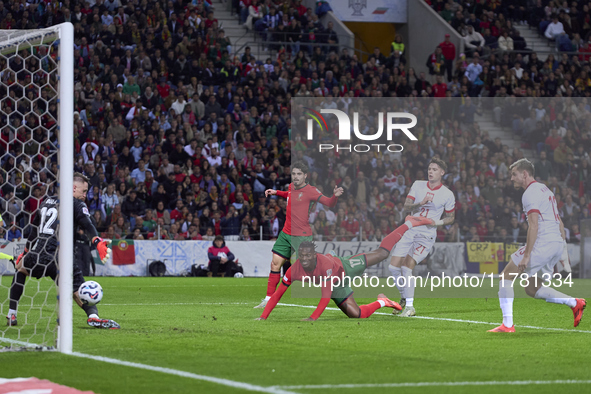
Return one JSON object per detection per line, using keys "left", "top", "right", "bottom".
{"left": 78, "top": 281, "right": 103, "bottom": 305}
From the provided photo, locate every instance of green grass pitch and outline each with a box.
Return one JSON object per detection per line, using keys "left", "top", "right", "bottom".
{"left": 1, "top": 276, "right": 590, "bottom": 394}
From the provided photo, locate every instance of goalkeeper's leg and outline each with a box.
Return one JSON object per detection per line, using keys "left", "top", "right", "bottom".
{"left": 7, "top": 270, "right": 28, "bottom": 326}
{"left": 73, "top": 260, "right": 120, "bottom": 329}
{"left": 6, "top": 253, "right": 37, "bottom": 326}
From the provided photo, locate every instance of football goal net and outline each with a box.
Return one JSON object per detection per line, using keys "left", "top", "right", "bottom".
{"left": 0, "top": 22, "right": 74, "bottom": 353}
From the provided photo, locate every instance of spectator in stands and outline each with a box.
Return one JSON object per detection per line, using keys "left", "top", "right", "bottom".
{"left": 207, "top": 235, "right": 236, "bottom": 277}
{"left": 463, "top": 25, "right": 485, "bottom": 56}
{"left": 464, "top": 54, "right": 483, "bottom": 84}
{"left": 535, "top": 151, "right": 553, "bottom": 181}
{"left": 221, "top": 205, "right": 246, "bottom": 240}
{"left": 5, "top": 222, "right": 21, "bottom": 242}
{"left": 122, "top": 190, "right": 145, "bottom": 227}
{"left": 545, "top": 14, "right": 565, "bottom": 40}
{"left": 497, "top": 30, "right": 514, "bottom": 54}
{"left": 438, "top": 34, "right": 456, "bottom": 82}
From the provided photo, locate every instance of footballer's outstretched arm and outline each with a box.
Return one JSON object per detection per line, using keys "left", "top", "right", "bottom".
{"left": 306, "top": 296, "right": 331, "bottom": 321}
{"left": 266, "top": 189, "right": 288, "bottom": 198}
{"left": 317, "top": 185, "right": 344, "bottom": 208}
{"left": 302, "top": 282, "right": 333, "bottom": 321}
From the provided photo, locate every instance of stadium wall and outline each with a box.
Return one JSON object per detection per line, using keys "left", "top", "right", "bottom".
{"left": 0, "top": 240, "right": 585, "bottom": 278}
{"left": 400, "top": 0, "right": 464, "bottom": 76}
{"left": 344, "top": 21, "right": 398, "bottom": 62}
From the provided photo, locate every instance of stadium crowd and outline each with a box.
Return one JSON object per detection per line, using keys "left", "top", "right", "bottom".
{"left": 0, "top": 0, "right": 589, "bottom": 246}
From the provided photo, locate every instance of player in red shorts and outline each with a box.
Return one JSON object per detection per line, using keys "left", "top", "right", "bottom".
{"left": 256, "top": 216, "right": 434, "bottom": 321}
{"left": 254, "top": 161, "right": 344, "bottom": 309}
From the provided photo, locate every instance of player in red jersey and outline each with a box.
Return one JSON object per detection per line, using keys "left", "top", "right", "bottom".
{"left": 256, "top": 216, "right": 434, "bottom": 320}
{"left": 254, "top": 161, "right": 344, "bottom": 309}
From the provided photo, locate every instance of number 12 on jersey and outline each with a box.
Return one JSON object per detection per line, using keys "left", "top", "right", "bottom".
{"left": 39, "top": 207, "right": 58, "bottom": 235}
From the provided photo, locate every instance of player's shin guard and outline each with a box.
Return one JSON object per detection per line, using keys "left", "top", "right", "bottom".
{"left": 534, "top": 287, "right": 577, "bottom": 308}
{"left": 9, "top": 271, "right": 26, "bottom": 311}
{"left": 499, "top": 280, "right": 514, "bottom": 327}
{"left": 388, "top": 265, "right": 405, "bottom": 299}
{"left": 82, "top": 304, "right": 99, "bottom": 318}
{"left": 379, "top": 224, "right": 410, "bottom": 252}
{"left": 266, "top": 271, "right": 281, "bottom": 298}
{"left": 359, "top": 300, "right": 384, "bottom": 318}
{"left": 401, "top": 266, "right": 415, "bottom": 307}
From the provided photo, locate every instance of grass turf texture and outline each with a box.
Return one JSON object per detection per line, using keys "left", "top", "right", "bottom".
{"left": 1, "top": 276, "right": 590, "bottom": 394}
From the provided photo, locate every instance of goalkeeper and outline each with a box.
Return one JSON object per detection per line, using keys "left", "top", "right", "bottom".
{"left": 6, "top": 173, "right": 119, "bottom": 329}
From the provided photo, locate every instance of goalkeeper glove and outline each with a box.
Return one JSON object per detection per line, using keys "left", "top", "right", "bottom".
{"left": 92, "top": 237, "right": 111, "bottom": 264}
{"left": 13, "top": 248, "right": 27, "bottom": 269}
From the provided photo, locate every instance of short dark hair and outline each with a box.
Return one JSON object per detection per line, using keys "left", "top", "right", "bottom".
{"left": 214, "top": 235, "right": 225, "bottom": 243}
{"left": 298, "top": 240, "right": 316, "bottom": 253}
{"left": 291, "top": 161, "right": 309, "bottom": 174}
{"left": 429, "top": 158, "right": 447, "bottom": 173}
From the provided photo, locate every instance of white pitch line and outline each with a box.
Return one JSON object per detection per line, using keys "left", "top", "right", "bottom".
{"left": 99, "top": 302, "right": 251, "bottom": 306}
{"left": 0, "top": 335, "right": 297, "bottom": 393}
{"left": 276, "top": 303, "right": 591, "bottom": 333}
{"left": 70, "top": 352, "right": 298, "bottom": 394}
{"left": 273, "top": 379, "right": 591, "bottom": 390}
{"left": 0, "top": 336, "right": 47, "bottom": 348}
{"left": 113, "top": 284, "right": 263, "bottom": 288}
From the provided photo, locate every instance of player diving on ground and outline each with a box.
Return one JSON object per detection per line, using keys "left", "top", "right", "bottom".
{"left": 256, "top": 216, "right": 434, "bottom": 321}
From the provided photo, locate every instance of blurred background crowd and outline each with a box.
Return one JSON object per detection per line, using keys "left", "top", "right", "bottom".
{"left": 0, "top": 0, "right": 589, "bottom": 245}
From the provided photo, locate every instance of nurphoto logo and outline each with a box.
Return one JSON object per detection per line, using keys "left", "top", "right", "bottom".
{"left": 304, "top": 107, "right": 418, "bottom": 153}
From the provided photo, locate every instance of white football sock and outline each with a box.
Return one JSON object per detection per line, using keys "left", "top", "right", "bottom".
{"left": 499, "top": 280, "right": 514, "bottom": 327}
{"left": 377, "top": 300, "right": 386, "bottom": 308}
{"left": 401, "top": 266, "right": 415, "bottom": 307}
{"left": 88, "top": 314, "right": 99, "bottom": 319}
{"left": 264, "top": 296, "right": 271, "bottom": 301}
{"left": 534, "top": 287, "right": 577, "bottom": 308}
{"left": 8, "top": 309, "right": 16, "bottom": 316}
{"left": 388, "top": 265, "right": 405, "bottom": 299}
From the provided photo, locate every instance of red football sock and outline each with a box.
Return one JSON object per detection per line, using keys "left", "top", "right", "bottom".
{"left": 266, "top": 271, "right": 281, "bottom": 297}
{"left": 359, "top": 301, "right": 383, "bottom": 318}
{"left": 379, "top": 224, "right": 409, "bottom": 251}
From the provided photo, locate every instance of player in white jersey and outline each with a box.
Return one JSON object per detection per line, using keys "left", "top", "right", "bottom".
{"left": 388, "top": 158, "right": 456, "bottom": 317}
{"left": 489, "top": 158, "right": 586, "bottom": 333}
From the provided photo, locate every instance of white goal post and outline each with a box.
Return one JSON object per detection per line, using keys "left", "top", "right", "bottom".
{"left": 0, "top": 23, "right": 74, "bottom": 353}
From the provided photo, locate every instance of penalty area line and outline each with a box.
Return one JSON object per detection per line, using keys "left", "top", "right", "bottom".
{"left": 70, "top": 352, "right": 298, "bottom": 394}
{"left": 99, "top": 302, "right": 252, "bottom": 306}
{"left": 0, "top": 338, "right": 295, "bottom": 393}
{"left": 272, "top": 379, "right": 591, "bottom": 390}
{"left": 0, "top": 337, "right": 297, "bottom": 393}
{"left": 277, "top": 303, "right": 591, "bottom": 334}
